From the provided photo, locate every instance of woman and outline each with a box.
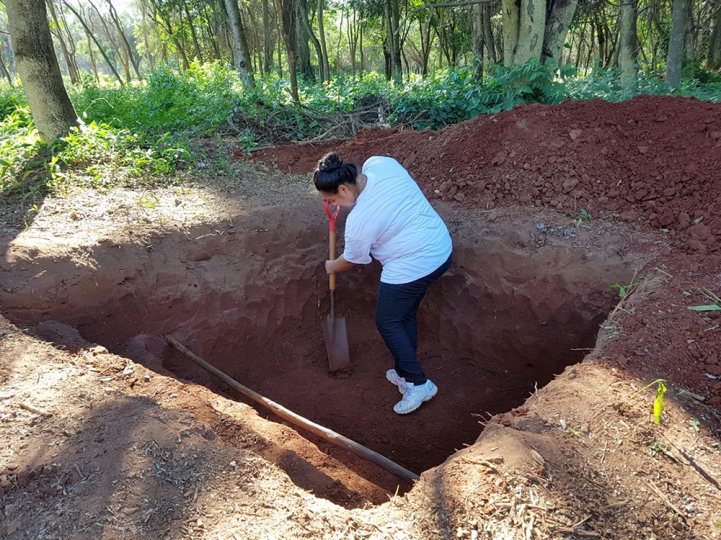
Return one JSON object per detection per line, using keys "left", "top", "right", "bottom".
{"left": 314, "top": 153, "right": 453, "bottom": 414}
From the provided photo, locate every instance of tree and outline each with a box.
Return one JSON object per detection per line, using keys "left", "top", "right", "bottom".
{"left": 542, "top": 0, "right": 580, "bottom": 64}
{"left": 62, "top": 0, "right": 125, "bottom": 85}
{"left": 619, "top": 0, "right": 638, "bottom": 91}
{"left": 707, "top": 0, "right": 721, "bottom": 69}
{"left": 224, "top": 0, "right": 255, "bottom": 87}
{"left": 5, "top": 0, "right": 78, "bottom": 142}
{"left": 665, "top": 0, "right": 687, "bottom": 86}
{"left": 262, "top": 0, "right": 273, "bottom": 72}
{"left": 502, "top": 0, "right": 546, "bottom": 65}
{"left": 279, "top": 0, "right": 314, "bottom": 81}
{"left": 1, "top": 29, "right": 16, "bottom": 86}
{"left": 384, "top": 0, "right": 402, "bottom": 80}
{"left": 46, "top": 0, "right": 80, "bottom": 85}
{"left": 317, "top": 0, "right": 330, "bottom": 82}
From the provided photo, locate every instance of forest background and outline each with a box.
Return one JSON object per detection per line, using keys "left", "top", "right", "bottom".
{"left": 0, "top": 0, "right": 720, "bottom": 221}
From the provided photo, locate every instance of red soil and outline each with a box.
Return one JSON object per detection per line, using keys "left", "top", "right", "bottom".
{"left": 254, "top": 94, "right": 721, "bottom": 255}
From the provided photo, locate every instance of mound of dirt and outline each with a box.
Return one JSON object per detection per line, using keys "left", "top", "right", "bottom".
{"left": 253, "top": 94, "right": 721, "bottom": 255}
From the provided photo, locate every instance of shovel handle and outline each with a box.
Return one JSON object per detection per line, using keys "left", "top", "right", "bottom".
{"left": 325, "top": 201, "right": 341, "bottom": 291}
{"left": 329, "top": 229, "right": 336, "bottom": 291}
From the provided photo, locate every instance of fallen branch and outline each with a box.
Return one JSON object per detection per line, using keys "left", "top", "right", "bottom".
{"left": 643, "top": 479, "right": 687, "bottom": 520}
{"left": 553, "top": 527, "right": 602, "bottom": 538}
{"left": 19, "top": 402, "right": 50, "bottom": 416}
{"left": 166, "top": 336, "right": 419, "bottom": 483}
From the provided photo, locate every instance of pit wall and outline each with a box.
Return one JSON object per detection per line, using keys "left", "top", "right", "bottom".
{"left": 1, "top": 202, "right": 636, "bottom": 385}
{"left": 1, "top": 202, "right": 638, "bottom": 423}
{"left": 1, "top": 202, "right": 647, "bottom": 471}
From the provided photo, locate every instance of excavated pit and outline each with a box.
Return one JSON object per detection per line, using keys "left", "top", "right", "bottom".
{"left": 1, "top": 203, "right": 641, "bottom": 483}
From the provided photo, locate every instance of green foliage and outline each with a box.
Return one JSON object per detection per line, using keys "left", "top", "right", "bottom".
{"left": 71, "top": 62, "right": 241, "bottom": 137}
{"left": 681, "top": 60, "right": 721, "bottom": 84}
{"left": 3, "top": 58, "right": 721, "bottom": 200}
{"left": 654, "top": 381, "right": 667, "bottom": 425}
{"left": 300, "top": 72, "right": 394, "bottom": 113}
{"left": 50, "top": 123, "right": 190, "bottom": 191}
{"left": 610, "top": 283, "right": 630, "bottom": 298}
{"left": 567, "top": 64, "right": 721, "bottom": 103}
{"left": 1, "top": 106, "right": 189, "bottom": 202}
{"left": 391, "top": 59, "right": 572, "bottom": 129}
{"left": 572, "top": 208, "right": 591, "bottom": 226}
{"left": 687, "top": 288, "right": 721, "bottom": 312}
{"left": 631, "top": 379, "right": 667, "bottom": 425}
{"left": 0, "top": 107, "right": 48, "bottom": 200}
{"left": 0, "top": 84, "right": 26, "bottom": 120}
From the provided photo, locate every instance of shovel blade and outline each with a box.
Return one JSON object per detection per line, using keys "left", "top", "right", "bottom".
{"left": 322, "top": 315, "right": 350, "bottom": 372}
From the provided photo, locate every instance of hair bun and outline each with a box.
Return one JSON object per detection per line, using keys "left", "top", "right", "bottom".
{"left": 319, "top": 153, "right": 343, "bottom": 173}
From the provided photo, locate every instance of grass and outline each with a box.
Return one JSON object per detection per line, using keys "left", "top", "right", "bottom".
{"left": 687, "top": 289, "right": 721, "bottom": 312}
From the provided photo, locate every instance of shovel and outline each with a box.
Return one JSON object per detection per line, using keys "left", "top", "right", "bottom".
{"left": 322, "top": 200, "right": 350, "bottom": 372}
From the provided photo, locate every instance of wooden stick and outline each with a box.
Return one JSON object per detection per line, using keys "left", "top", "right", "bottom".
{"left": 166, "top": 336, "right": 420, "bottom": 483}
{"left": 643, "top": 479, "right": 686, "bottom": 520}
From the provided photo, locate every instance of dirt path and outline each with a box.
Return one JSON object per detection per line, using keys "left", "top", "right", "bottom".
{"left": 1, "top": 95, "right": 720, "bottom": 539}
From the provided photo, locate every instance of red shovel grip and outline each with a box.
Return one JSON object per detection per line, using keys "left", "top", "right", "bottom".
{"left": 324, "top": 200, "right": 341, "bottom": 232}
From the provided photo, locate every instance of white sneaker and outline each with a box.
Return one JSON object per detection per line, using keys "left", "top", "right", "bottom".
{"left": 393, "top": 380, "right": 438, "bottom": 414}
{"left": 386, "top": 369, "right": 408, "bottom": 395}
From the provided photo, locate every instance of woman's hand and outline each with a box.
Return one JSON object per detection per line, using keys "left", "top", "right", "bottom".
{"left": 325, "top": 256, "right": 355, "bottom": 275}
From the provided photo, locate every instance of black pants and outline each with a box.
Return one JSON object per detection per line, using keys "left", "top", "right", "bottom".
{"left": 375, "top": 253, "right": 452, "bottom": 385}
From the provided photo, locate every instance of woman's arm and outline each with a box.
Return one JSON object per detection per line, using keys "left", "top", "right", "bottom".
{"left": 326, "top": 255, "right": 355, "bottom": 274}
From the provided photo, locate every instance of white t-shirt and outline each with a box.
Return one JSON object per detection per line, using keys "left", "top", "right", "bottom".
{"left": 342, "top": 156, "right": 452, "bottom": 284}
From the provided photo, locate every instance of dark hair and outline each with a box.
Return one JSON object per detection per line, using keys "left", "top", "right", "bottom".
{"left": 313, "top": 153, "right": 358, "bottom": 193}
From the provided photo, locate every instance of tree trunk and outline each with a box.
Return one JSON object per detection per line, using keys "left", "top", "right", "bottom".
{"left": 46, "top": 0, "right": 79, "bottom": 84}
{"left": 383, "top": 39, "right": 391, "bottom": 79}
{"left": 105, "top": 0, "right": 142, "bottom": 80}
{"left": 335, "top": 9, "right": 344, "bottom": 71}
{"left": 201, "top": 6, "right": 221, "bottom": 60}
{"left": 515, "top": 0, "right": 546, "bottom": 64}
{"left": 347, "top": 7, "right": 358, "bottom": 74}
{"left": 296, "top": 0, "right": 325, "bottom": 81}
{"left": 262, "top": 0, "right": 273, "bottom": 72}
{"left": 279, "top": 0, "right": 312, "bottom": 80}
{"left": 5, "top": 0, "right": 78, "bottom": 141}
{"left": 483, "top": 4, "right": 497, "bottom": 64}
{"left": 472, "top": 3, "right": 484, "bottom": 76}
{"left": 385, "top": 0, "right": 402, "bottom": 80}
{"left": 360, "top": 22, "right": 364, "bottom": 72}
{"left": 88, "top": 0, "right": 130, "bottom": 81}
{"left": 501, "top": 0, "right": 519, "bottom": 66}
{"left": 182, "top": 0, "right": 204, "bottom": 63}
{"left": 683, "top": 0, "right": 695, "bottom": 61}
{"left": 708, "top": 0, "right": 721, "bottom": 69}
{"left": 665, "top": 0, "right": 687, "bottom": 86}
{"left": 63, "top": 0, "right": 125, "bottom": 85}
{"left": 142, "top": 14, "right": 155, "bottom": 71}
{"left": 224, "top": 0, "right": 256, "bottom": 88}
{"left": 542, "top": 0, "right": 579, "bottom": 64}
{"left": 317, "top": 0, "right": 330, "bottom": 82}
{"left": 420, "top": 14, "right": 433, "bottom": 76}
{"left": 87, "top": 33, "right": 99, "bottom": 81}
{"left": 619, "top": 0, "right": 638, "bottom": 92}
{"left": 294, "top": 0, "right": 313, "bottom": 79}
{"left": 0, "top": 41, "right": 14, "bottom": 86}
{"left": 278, "top": 0, "right": 299, "bottom": 101}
